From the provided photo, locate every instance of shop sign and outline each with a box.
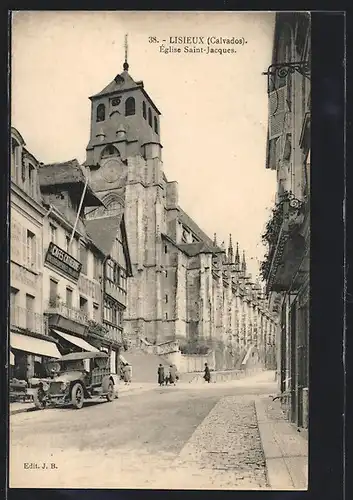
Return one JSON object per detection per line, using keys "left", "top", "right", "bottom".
{"left": 45, "top": 243, "right": 82, "bottom": 281}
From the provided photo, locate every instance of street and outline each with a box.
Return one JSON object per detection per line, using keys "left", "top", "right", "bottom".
{"left": 10, "top": 372, "right": 276, "bottom": 489}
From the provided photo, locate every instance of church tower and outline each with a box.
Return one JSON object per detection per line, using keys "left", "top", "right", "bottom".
{"left": 85, "top": 36, "right": 162, "bottom": 191}
{"left": 85, "top": 39, "right": 168, "bottom": 345}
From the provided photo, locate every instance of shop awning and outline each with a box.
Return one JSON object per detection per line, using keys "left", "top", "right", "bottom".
{"left": 10, "top": 351, "right": 15, "bottom": 366}
{"left": 10, "top": 332, "right": 61, "bottom": 358}
{"left": 52, "top": 329, "right": 99, "bottom": 352}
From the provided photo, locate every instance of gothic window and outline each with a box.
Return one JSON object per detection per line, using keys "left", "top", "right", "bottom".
{"left": 148, "top": 108, "right": 152, "bottom": 127}
{"left": 96, "top": 103, "right": 106, "bottom": 122}
{"left": 154, "top": 116, "right": 158, "bottom": 134}
{"left": 125, "top": 97, "right": 135, "bottom": 116}
{"left": 142, "top": 101, "right": 147, "bottom": 119}
{"left": 101, "top": 144, "right": 120, "bottom": 158}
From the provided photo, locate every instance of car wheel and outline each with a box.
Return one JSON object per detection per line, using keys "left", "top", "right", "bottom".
{"left": 33, "top": 389, "right": 46, "bottom": 410}
{"left": 106, "top": 381, "right": 114, "bottom": 402}
{"left": 71, "top": 383, "right": 84, "bottom": 409}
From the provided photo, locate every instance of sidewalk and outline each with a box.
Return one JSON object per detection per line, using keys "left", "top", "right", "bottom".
{"left": 10, "top": 382, "right": 156, "bottom": 416}
{"left": 255, "top": 395, "right": 308, "bottom": 490}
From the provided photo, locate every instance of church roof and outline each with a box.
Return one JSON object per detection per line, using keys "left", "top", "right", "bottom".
{"left": 178, "top": 242, "right": 219, "bottom": 257}
{"left": 178, "top": 208, "right": 223, "bottom": 252}
{"left": 89, "top": 70, "right": 161, "bottom": 115}
{"left": 85, "top": 214, "right": 123, "bottom": 256}
{"left": 90, "top": 70, "right": 138, "bottom": 98}
{"left": 85, "top": 212, "right": 133, "bottom": 277}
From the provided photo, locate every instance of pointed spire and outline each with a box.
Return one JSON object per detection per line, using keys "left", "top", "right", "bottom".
{"left": 123, "top": 33, "right": 129, "bottom": 71}
{"left": 228, "top": 234, "right": 234, "bottom": 263}
{"left": 235, "top": 242, "right": 240, "bottom": 265}
{"left": 213, "top": 233, "right": 217, "bottom": 246}
{"left": 241, "top": 250, "right": 247, "bottom": 273}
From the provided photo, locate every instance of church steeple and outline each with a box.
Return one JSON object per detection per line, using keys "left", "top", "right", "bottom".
{"left": 123, "top": 33, "right": 129, "bottom": 72}
{"left": 228, "top": 234, "right": 234, "bottom": 263}
{"left": 241, "top": 250, "right": 247, "bottom": 273}
{"left": 235, "top": 242, "right": 240, "bottom": 266}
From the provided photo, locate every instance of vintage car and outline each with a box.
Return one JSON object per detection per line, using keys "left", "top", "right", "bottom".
{"left": 34, "top": 351, "right": 116, "bottom": 410}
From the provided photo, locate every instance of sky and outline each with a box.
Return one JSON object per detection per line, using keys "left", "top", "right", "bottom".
{"left": 11, "top": 11, "right": 277, "bottom": 279}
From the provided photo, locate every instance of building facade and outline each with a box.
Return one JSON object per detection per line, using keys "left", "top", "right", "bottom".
{"left": 85, "top": 210, "right": 133, "bottom": 373}
{"left": 261, "top": 12, "right": 310, "bottom": 428}
{"left": 10, "top": 128, "right": 61, "bottom": 381}
{"left": 10, "top": 130, "right": 133, "bottom": 387}
{"left": 84, "top": 60, "right": 277, "bottom": 370}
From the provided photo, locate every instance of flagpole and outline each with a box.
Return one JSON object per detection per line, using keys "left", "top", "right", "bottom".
{"left": 69, "top": 175, "right": 89, "bottom": 249}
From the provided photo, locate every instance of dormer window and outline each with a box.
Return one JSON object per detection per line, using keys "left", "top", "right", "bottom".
{"left": 125, "top": 97, "right": 135, "bottom": 116}
{"left": 154, "top": 116, "right": 158, "bottom": 134}
{"left": 148, "top": 108, "right": 152, "bottom": 127}
{"left": 142, "top": 101, "right": 147, "bottom": 119}
{"left": 96, "top": 103, "right": 106, "bottom": 122}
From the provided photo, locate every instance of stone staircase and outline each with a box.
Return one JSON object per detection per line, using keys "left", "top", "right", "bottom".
{"left": 120, "top": 337, "right": 179, "bottom": 383}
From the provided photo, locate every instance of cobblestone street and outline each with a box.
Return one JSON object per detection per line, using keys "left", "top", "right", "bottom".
{"left": 10, "top": 372, "right": 277, "bottom": 489}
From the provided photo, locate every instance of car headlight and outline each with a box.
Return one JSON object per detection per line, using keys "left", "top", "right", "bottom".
{"left": 60, "top": 382, "right": 68, "bottom": 392}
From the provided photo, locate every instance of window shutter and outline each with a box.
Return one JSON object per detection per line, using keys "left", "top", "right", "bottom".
{"left": 268, "top": 86, "right": 287, "bottom": 140}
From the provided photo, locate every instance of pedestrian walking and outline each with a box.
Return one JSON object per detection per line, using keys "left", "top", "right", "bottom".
{"left": 203, "top": 363, "right": 211, "bottom": 383}
{"left": 165, "top": 367, "right": 170, "bottom": 386}
{"left": 169, "top": 364, "right": 177, "bottom": 386}
{"left": 123, "top": 363, "right": 132, "bottom": 385}
{"left": 157, "top": 364, "right": 165, "bottom": 386}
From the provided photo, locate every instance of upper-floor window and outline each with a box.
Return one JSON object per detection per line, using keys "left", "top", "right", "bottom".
{"left": 142, "top": 101, "right": 147, "bottom": 119}
{"left": 28, "top": 163, "right": 36, "bottom": 198}
{"left": 106, "top": 259, "right": 115, "bottom": 282}
{"left": 101, "top": 144, "right": 120, "bottom": 159}
{"left": 93, "top": 303, "right": 99, "bottom": 321}
{"left": 49, "top": 278, "right": 58, "bottom": 303}
{"left": 79, "top": 296, "right": 88, "bottom": 313}
{"left": 50, "top": 224, "right": 57, "bottom": 244}
{"left": 79, "top": 243, "right": 88, "bottom": 275}
{"left": 125, "top": 97, "right": 135, "bottom": 116}
{"left": 96, "top": 103, "right": 106, "bottom": 122}
{"left": 26, "top": 230, "right": 36, "bottom": 269}
{"left": 11, "top": 139, "right": 20, "bottom": 182}
{"left": 148, "top": 108, "right": 152, "bottom": 127}
{"left": 93, "top": 254, "right": 100, "bottom": 280}
{"left": 154, "top": 116, "right": 158, "bottom": 134}
{"left": 66, "top": 287, "right": 73, "bottom": 308}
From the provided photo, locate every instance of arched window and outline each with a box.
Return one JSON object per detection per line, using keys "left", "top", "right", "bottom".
{"left": 142, "top": 101, "right": 147, "bottom": 119}
{"left": 148, "top": 108, "right": 152, "bottom": 127}
{"left": 101, "top": 144, "right": 120, "bottom": 158}
{"left": 154, "top": 116, "right": 158, "bottom": 134}
{"left": 96, "top": 103, "right": 106, "bottom": 122}
{"left": 125, "top": 97, "right": 135, "bottom": 116}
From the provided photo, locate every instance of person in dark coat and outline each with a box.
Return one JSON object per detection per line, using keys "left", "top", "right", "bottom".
{"left": 169, "top": 365, "right": 177, "bottom": 386}
{"left": 204, "top": 363, "right": 211, "bottom": 383}
{"left": 157, "top": 364, "right": 165, "bottom": 386}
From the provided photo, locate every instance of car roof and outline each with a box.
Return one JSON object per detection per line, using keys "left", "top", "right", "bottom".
{"left": 50, "top": 351, "right": 109, "bottom": 362}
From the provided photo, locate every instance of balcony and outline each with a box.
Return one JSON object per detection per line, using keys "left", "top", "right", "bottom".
{"left": 10, "top": 306, "right": 48, "bottom": 336}
{"left": 261, "top": 192, "right": 308, "bottom": 294}
{"left": 105, "top": 280, "right": 127, "bottom": 306}
{"left": 104, "top": 324, "right": 123, "bottom": 344}
{"left": 45, "top": 300, "right": 88, "bottom": 336}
